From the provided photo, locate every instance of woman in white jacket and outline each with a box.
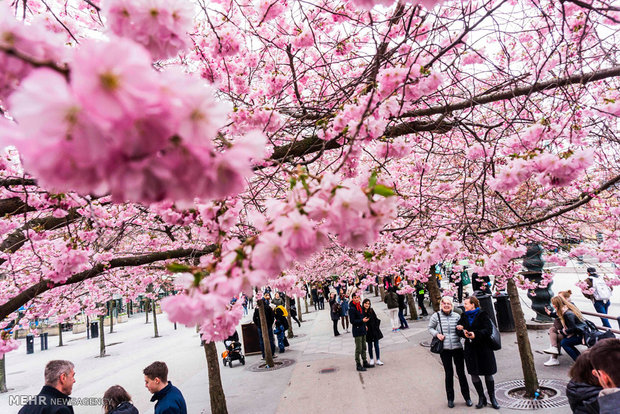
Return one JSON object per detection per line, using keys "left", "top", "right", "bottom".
{"left": 428, "top": 296, "right": 472, "bottom": 409}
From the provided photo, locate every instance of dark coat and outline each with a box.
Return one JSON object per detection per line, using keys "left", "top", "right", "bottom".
{"left": 274, "top": 307, "right": 289, "bottom": 330}
{"left": 457, "top": 309, "right": 497, "bottom": 375}
{"left": 562, "top": 310, "right": 586, "bottom": 337}
{"left": 18, "top": 386, "right": 74, "bottom": 414}
{"left": 566, "top": 380, "right": 601, "bottom": 414}
{"left": 384, "top": 292, "right": 399, "bottom": 309}
{"left": 397, "top": 294, "right": 406, "bottom": 310}
{"left": 329, "top": 299, "right": 341, "bottom": 321}
{"left": 252, "top": 301, "right": 274, "bottom": 329}
{"left": 348, "top": 301, "right": 366, "bottom": 337}
{"left": 363, "top": 308, "right": 383, "bottom": 342}
{"left": 599, "top": 388, "right": 620, "bottom": 414}
{"left": 109, "top": 401, "right": 139, "bottom": 414}
{"left": 151, "top": 382, "right": 187, "bottom": 414}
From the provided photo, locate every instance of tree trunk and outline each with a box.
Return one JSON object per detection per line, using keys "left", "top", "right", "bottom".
{"left": 145, "top": 298, "right": 150, "bottom": 323}
{"left": 0, "top": 355, "right": 6, "bottom": 393}
{"left": 296, "top": 296, "right": 303, "bottom": 322}
{"left": 285, "top": 296, "right": 294, "bottom": 338}
{"left": 406, "top": 293, "right": 418, "bottom": 320}
{"left": 152, "top": 300, "right": 159, "bottom": 338}
{"left": 379, "top": 285, "right": 385, "bottom": 301}
{"left": 99, "top": 315, "right": 106, "bottom": 357}
{"left": 426, "top": 276, "right": 441, "bottom": 312}
{"left": 304, "top": 296, "right": 308, "bottom": 314}
{"left": 86, "top": 315, "right": 90, "bottom": 340}
{"left": 258, "top": 300, "right": 274, "bottom": 367}
{"left": 109, "top": 301, "right": 114, "bottom": 333}
{"left": 374, "top": 284, "right": 378, "bottom": 296}
{"left": 203, "top": 341, "right": 228, "bottom": 414}
{"left": 507, "top": 278, "right": 539, "bottom": 397}
{"left": 58, "top": 324, "right": 63, "bottom": 347}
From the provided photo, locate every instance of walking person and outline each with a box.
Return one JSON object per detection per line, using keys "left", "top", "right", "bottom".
{"left": 18, "top": 360, "right": 76, "bottom": 414}
{"left": 311, "top": 285, "right": 319, "bottom": 310}
{"left": 384, "top": 286, "right": 400, "bottom": 332}
{"left": 566, "top": 350, "right": 602, "bottom": 414}
{"left": 415, "top": 280, "right": 429, "bottom": 316}
{"left": 363, "top": 298, "right": 384, "bottom": 366}
{"left": 429, "top": 297, "right": 473, "bottom": 409}
{"left": 553, "top": 295, "right": 586, "bottom": 361}
{"left": 583, "top": 267, "right": 614, "bottom": 328}
{"left": 457, "top": 296, "right": 500, "bottom": 409}
{"left": 349, "top": 293, "right": 374, "bottom": 371}
{"left": 397, "top": 291, "right": 409, "bottom": 330}
{"left": 274, "top": 306, "right": 290, "bottom": 353}
{"left": 289, "top": 301, "right": 301, "bottom": 327}
{"left": 329, "top": 293, "right": 341, "bottom": 336}
{"left": 143, "top": 361, "right": 187, "bottom": 414}
{"left": 271, "top": 292, "right": 284, "bottom": 307}
{"left": 103, "top": 385, "right": 139, "bottom": 414}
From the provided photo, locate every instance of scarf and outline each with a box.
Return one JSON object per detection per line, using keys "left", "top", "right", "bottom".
{"left": 353, "top": 301, "right": 362, "bottom": 314}
{"left": 464, "top": 307, "right": 480, "bottom": 326}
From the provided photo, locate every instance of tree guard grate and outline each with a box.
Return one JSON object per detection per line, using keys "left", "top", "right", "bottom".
{"left": 495, "top": 379, "right": 569, "bottom": 410}
{"left": 247, "top": 357, "right": 295, "bottom": 372}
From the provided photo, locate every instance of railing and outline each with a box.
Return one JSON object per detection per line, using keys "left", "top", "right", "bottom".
{"left": 580, "top": 310, "right": 620, "bottom": 335}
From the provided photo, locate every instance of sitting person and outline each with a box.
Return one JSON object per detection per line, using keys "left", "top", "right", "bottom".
{"left": 552, "top": 295, "right": 586, "bottom": 361}
{"left": 543, "top": 290, "right": 572, "bottom": 366}
{"left": 589, "top": 338, "right": 620, "bottom": 414}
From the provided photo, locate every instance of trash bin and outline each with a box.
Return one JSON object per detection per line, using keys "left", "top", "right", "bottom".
{"left": 26, "top": 334, "right": 34, "bottom": 354}
{"left": 241, "top": 323, "right": 261, "bottom": 355}
{"left": 474, "top": 292, "right": 497, "bottom": 327}
{"left": 494, "top": 293, "right": 515, "bottom": 332}
{"left": 40, "top": 332, "right": 49, "bottom": 350}
{"left": 90, "top": 321, "right": 99, "bottom": 339}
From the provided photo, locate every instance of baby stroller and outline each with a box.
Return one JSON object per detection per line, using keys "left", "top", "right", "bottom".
{"left": 222, "top": 330, "right": 245, "bottom": 368}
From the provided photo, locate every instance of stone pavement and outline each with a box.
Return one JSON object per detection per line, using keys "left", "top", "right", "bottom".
{"left": 1, "top": 266, "right": 618, "bottom": 414}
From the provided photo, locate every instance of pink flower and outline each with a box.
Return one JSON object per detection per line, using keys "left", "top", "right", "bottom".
{"left": 252, "top": 232, "right": 292, "bottom": 276}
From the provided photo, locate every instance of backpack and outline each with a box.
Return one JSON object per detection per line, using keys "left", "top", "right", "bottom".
{"left": 590, "top": 277, "right": 612, "bottom": 301}
{"left": 582, "top": 319, "right": 616, "bottom": 347}
{"left": 332, "top": 302, "right": 341, "bottom": 314}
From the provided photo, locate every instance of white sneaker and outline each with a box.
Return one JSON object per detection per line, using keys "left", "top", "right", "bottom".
{"left": 376, "top": 359, "right": 384, "bottom": 366}
{"left": 544, "top": 356, "right": 559, "bottom": 366}
{"left": 369, "top": 358, "right": 375, "bottom": 366}
{"left": 543, "top": 347, "right": 559, "bottom": 355}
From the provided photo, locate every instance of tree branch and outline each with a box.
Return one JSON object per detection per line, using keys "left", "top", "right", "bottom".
{"left": 0, "top": 246, "right": 217, "bottom": 320}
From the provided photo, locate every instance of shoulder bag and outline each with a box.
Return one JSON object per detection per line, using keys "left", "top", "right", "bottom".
{"left": 430, "top": 313, "right": 444, "bottom": 354}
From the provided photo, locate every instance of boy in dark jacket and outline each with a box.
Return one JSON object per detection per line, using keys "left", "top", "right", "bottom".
{"left": 348, "top": 294, "right": 373, "bottom": 372}
{"left": 274, "top": 306, "right": 290, "bottom": 353}
{"left": 143, "top": 361, "right": 187, "bottom": 414}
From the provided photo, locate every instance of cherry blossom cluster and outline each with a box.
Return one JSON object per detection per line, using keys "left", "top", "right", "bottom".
{"left": 4, "top": 36, "right": 264, "bottom": 204}
{"left": 104, "top": 0, "right": 194, "bottom": 60}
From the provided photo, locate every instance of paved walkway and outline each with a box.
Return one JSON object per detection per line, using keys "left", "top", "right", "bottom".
{"left": 1, "top": 266, "right": 618, "bottom": 413}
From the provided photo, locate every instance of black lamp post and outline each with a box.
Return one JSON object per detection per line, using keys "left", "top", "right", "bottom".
{"left": 521, "top": 244, "right": 553, "bottom": 323}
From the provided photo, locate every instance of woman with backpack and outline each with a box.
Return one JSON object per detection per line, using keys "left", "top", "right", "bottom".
{"left": 363, "top": 298, "right": 384, "bottom": 366}
{"left": 329, "top": 293, "right": 341, "bottom": 336}
{"left": 456, "top": 296, "right": 499, "bottom": 409}
{"left": 384, "top": 286, "right": 400, "bottom": 332}
{"left": 553, "top": 295, "right": 586, "bottom": 361}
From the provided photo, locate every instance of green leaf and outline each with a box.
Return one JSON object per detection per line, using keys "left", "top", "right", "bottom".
{"left": 363, "top": 251, "right": 374, "bottom": 261}
{"left": 166, "top": 263, "right": 191, "bottom": 273}
{"left": 373, "top": 184, "right": 395, "bottom": 197}
{"left": 368, "top": 170, "right": 378, "bottom": 188}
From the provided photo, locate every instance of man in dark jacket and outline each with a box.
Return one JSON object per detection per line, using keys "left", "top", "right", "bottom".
{"left": 144, "top": 361, "right": 187, "bottom": 414}
{"left": 252, "top": 299, "right": 276, "bottom": 359}
{"left": 348, "top": 294, "right": 373, "bottom": 372}
{"left": 18, "top": 360, "right": 75, "bottom": 414}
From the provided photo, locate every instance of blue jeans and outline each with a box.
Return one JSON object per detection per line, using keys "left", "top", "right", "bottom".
{"left": 593, "top": 300, "right": 611, "bottom": 328}
{"left": 367, "top": 338, "right": 380, "bottom": 360}
{"left": 256, "top": 326, "right": 276, "bottom": 358}
{"left": 398, "top": 309, "right": 409, "bottom": 328}
{"left": 561, "top": 335, "right": 582, "bottom": 361}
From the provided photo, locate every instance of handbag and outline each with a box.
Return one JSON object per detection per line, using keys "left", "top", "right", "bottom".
{"left": 488, "top": 320, "right": 501, "bottom": 351}
{"left": 430, "top": 313, "right": 444, "bottom": 354}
